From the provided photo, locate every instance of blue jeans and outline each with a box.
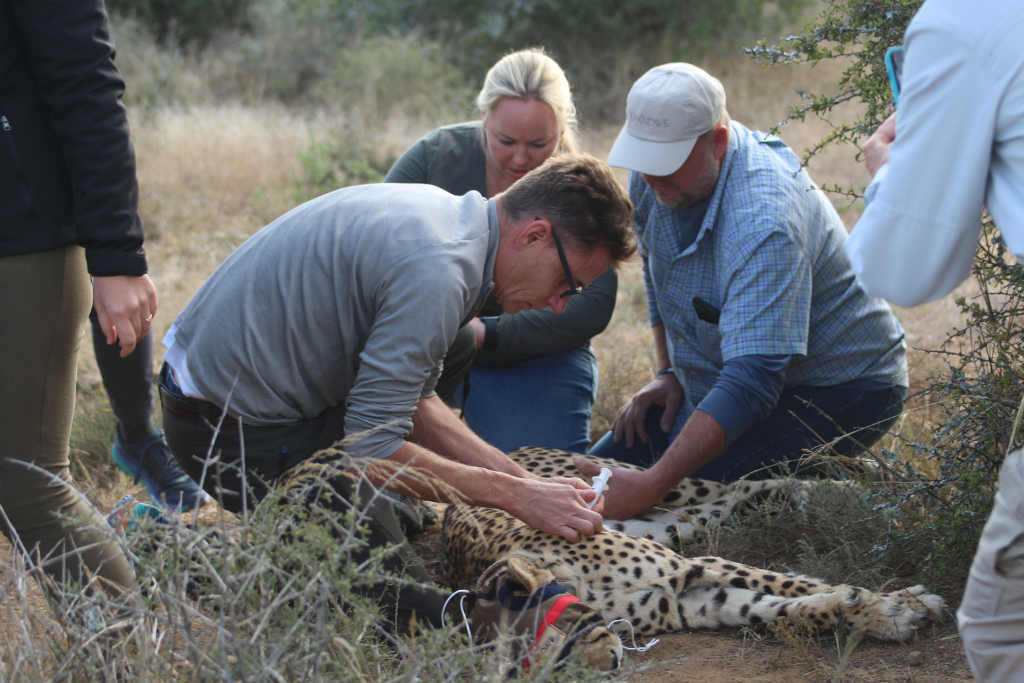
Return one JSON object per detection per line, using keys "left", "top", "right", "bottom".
{"left": 589, "top": 384, "right": 907, "bottom": 480}
{"left": 455, "top": 346, "right": 598, "bottom": 453}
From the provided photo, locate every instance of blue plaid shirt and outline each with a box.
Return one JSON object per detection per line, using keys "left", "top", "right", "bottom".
{"left": 635, "top": 122, "right": 908, "bottom": 439}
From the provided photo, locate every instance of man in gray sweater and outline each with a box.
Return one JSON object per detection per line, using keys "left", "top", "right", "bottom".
{"left": 159, "top": 154, "right": 635, "bottom": 632}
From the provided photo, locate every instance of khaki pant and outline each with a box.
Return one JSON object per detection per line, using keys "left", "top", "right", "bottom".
{"left": 959, "top": 449, "right": 1024, "bottom": 682}
{"left": 0, "top": 245, "right": 134, "bottom": 596}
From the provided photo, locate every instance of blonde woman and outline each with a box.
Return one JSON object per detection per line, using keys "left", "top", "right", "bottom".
{"left": 385, "top": 48, "right": 617, "bottom": 454}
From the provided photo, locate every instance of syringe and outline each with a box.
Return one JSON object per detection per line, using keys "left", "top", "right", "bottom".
{"left": 588, "top": 468, "right": 613, "bottom": 509}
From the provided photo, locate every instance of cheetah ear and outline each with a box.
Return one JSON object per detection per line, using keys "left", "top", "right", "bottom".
{"left": 506, "top": 556, "right": 555, "bottom": 595}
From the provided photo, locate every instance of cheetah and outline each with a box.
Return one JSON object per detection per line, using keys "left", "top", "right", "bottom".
{"left": 440, "top": 447, "right": 945, "bottom": 642}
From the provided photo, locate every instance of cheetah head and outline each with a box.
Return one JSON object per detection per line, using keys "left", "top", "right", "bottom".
{"left": 469, "top": 555, "right": 623, "bottom": 672}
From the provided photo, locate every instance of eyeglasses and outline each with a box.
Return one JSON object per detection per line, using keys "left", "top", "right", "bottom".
{"left": 549, "top": 225, "right": 583, "bottom": 298}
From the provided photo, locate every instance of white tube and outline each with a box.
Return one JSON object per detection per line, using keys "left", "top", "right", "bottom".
{"left": 589, "top": 468, "right": 613, "bottom": 509}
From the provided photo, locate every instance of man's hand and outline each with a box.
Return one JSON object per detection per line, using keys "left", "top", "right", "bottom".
{"left": 505, "top": 477, "right": 604, "bottom": 542}
{"left": 578, "top": 410, "right": 726, "bottom": 521}
{"left": 93, "top": 274, "right": 157, "bottom": 357}
{"left": 574, "top": 457, "right": 661, "bottom": 520}
{"left": 546, "top": 475, "right": 605, "bottom": 516}
{"left": 611, "top": 372, "right": 683, "bottom": 448}
{"left": 864, "top": 113, "right": 897, "bottom": 179}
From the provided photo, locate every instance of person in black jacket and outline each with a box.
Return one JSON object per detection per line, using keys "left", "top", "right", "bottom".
{"left": 0, "top": 0, "right": 157, "bottom": 595}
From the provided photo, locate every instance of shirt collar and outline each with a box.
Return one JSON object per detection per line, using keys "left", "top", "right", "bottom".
{"left": 690, "top": 120, "right": 740, "bottom": 250}
{"left": 477, "top": 196, "right": 500, "bottom": 305}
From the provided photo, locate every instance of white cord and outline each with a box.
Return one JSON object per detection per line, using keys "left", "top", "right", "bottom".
{"left": 589, "top": 468, "right": 613, "bottom": 509}
{"left": 442, "top": 589, "right": 474, "bottom": 642}
{"left": 607, "top": 618, "right": 660, "bottom": 652}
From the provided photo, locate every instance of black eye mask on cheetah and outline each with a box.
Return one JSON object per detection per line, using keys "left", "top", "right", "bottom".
{"left": 452, "top": 556, "right": 624, "bottom": 673}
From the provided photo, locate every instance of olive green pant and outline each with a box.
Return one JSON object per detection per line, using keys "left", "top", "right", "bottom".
{"left": 0, "top": 245, "right": 134, "bottom": 595}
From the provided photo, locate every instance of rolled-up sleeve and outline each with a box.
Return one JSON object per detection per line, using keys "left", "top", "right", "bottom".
{"left": 697, "top": 354, "right": 791, "bottom": 444}
{"left": 492, "top": 267, "right": 617, "bottom": 354}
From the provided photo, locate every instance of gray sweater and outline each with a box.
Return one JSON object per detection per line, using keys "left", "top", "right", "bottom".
{"left": 174, "top": 184, "right": 499, "bottom": 460}
{"left": 384, "top": 122, "right": 617, "bottom": 366}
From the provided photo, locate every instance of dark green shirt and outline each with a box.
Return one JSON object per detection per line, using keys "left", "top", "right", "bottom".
{"left": 384, "top": 122, "right": 618, "bottom": 366}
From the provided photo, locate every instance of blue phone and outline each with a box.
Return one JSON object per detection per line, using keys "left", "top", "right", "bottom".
{"left": 885, "top": 46, "right": 905, "bottom": 108}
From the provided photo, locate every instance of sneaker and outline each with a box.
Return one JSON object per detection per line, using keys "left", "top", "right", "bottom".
{"left": 106, "top": 494, "right": 169, "bottom": 560}
{"left": 111, "top": 429, "right": 210, "bottom": 512}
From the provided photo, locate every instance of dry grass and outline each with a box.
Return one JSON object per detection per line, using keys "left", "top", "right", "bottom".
{"left": 71, "top": 40, "right": 973, "bottom": 490}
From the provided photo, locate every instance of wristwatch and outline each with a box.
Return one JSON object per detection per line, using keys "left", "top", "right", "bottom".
{"left": 481, "top": 317, "right": 499, "bottom": 351}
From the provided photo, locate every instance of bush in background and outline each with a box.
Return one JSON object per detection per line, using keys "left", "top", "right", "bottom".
{"left": 106, "top": 0, "right": 253, "bottom": 45}
{"left": 291, "top": 132, "right": 398, "bottom": 204}
{"left": 384, "top": 0, "right": 810, "bottom": 119}
{"left": 109, "top": 0, "right": 811, "bottom": 122}
{"left": 749, "top": 0, "right": 1022, "bottom": 579}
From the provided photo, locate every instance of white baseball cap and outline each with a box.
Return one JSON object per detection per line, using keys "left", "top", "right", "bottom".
{"left": 608, "top": 63, "right": 726, "bottom": 176}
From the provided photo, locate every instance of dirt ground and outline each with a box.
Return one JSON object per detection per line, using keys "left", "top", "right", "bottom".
{"left": 620, "top": 622, "right": 971, "bottom": 683}
{"left": 412, "top": 506, "right": 975, "bottom": 683}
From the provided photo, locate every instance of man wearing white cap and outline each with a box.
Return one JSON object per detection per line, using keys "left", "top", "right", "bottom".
{"left": 577, "top": 63, "right": 908, "bottom": 520}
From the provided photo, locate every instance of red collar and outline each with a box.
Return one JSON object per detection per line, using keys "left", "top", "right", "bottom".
{"left": 523, "top": 594, "right": 582, "bottom": 672}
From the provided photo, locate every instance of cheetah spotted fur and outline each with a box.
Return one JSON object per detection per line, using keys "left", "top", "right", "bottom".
{"left": 508, "top": 446, "right": 834, "bottom": 547}
{"left": 440, "top": 447, "right": 945, "bottom": 641}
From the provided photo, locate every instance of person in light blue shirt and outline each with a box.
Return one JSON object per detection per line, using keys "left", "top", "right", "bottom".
{"left": 580, "top": 63, "right": 907, "bottom": 521}
{"left": 846, "top": 1, "right": 1024, "bottom": 679}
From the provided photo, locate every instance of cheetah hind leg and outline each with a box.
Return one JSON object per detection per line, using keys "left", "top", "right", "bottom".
{"left": 837, "top": 584, "right": 946, "bottom": 641}
{"left": 669, "top": 560, "right": 945, "bottom": 641}
{"left": 674, "top": 582, "right": 944, "bottom": 641}
{"left": 677, "top": 584, "right": 864, "bottom": 634}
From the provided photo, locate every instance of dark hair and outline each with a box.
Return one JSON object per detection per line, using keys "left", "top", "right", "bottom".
{"left": 499, "top": 153, "right": 636, "bottom": 264}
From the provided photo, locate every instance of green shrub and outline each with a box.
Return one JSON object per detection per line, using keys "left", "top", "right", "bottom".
{"left": 747, "top": 0, "right": 1020, "bottom": 578}
{"left": 291, "top": 133, "right": 398, "bottom": 204}
{"left": 390, "top": 0, "right": 811, "bottom": 117}
{"left": 110, "top": 0, "right": 812, "bottom": 118}
{"left": 745, "top": 0, "right": 923, "bottom": 187}
{"left": 108, "top": 13, "right": 207, "bottom": 110}
{"left": 106, "top": 0, "right": 253, "bottom": 45}
{"left": 314, "top": 35, "right": 473, "bottom": 120}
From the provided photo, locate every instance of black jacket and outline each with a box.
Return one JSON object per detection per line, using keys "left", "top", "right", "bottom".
{"left": 0, "top": 0, "right": 146, "bottom": 275}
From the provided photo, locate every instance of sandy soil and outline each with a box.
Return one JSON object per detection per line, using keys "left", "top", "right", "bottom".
{"left": 621, "top": 623, "right": 971, "bottom": 683}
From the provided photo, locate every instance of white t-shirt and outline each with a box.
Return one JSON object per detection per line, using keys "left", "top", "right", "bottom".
{"left": 846, "top": 0, "right": 1024, "bottom": 308}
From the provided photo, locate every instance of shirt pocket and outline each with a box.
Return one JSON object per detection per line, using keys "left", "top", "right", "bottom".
{"left": 694, "top": 319, "right": 724, "bottom": 368}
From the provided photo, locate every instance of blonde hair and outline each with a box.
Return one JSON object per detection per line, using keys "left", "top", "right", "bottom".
{"left": 477, "top": 48, "right": 579, "bottom": 154}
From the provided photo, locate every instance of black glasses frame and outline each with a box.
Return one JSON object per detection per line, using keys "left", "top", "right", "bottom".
{"left": 549, "top": 225, "right": 583, "bottom": 298}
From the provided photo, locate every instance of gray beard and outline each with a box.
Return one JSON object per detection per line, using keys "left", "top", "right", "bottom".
{"left": 656, "top": 163, "right": 720, "bottom": 209}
